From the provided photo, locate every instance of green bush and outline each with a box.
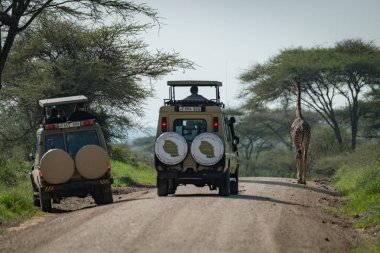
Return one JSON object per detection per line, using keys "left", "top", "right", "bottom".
{"left": 108, "top": 143, "right": 133, "bottom": 164}
{"left": 311, "top": 155, "right": 345, "bottom": 178}
{"left": 253, "top": 147, "right": 295, "bottom": 177}
{"left": 0, "top": 181, "right": 37, "bottom": 222}
{"left": 111, "top": 160, "right": 156, "bottom": 187}
{"left": 334, "top": 161, "right": 380, "bottom": 229}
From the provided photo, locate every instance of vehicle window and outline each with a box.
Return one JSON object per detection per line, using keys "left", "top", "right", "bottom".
{"left": 66, "top": 131, "right": 100, "bottom": 157}
{"left": 174, "top": 119, "right": 207, "bottom": 141}
{"left": 45, "top": 134, "right": 65, "bottom": 152}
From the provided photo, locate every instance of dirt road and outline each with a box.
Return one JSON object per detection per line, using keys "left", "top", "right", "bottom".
{"left": 1, "top": 177, "right": 360, "bottom": 253}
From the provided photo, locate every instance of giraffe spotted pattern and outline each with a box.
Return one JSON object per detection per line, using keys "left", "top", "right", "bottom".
{"left": 291, "top": 79, "right": 311, "bottom": 184}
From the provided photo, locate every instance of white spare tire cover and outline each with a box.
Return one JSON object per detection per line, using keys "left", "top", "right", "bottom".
{"left": 191, "top": 133, "right": 224, "bottom": 166}
{"left": 75, "top": 145, "right": 109, "bottom": 179}
{"left": 40, "top": 149, "right": 75, "bottom": 184}
{"left": 155, "top": 132, "right": 188, "bottom": 165}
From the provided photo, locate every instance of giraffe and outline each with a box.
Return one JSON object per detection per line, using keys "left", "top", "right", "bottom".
{"left": 291, "top": 78, "right": 311, "bottom": 185}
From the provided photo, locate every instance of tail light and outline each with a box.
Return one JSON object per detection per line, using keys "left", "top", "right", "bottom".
{"left": 106, "top": 164, "right": 111, "bottom": 177}
{"left": 44, "top": 124, "right": 57, "bottom": 130}
{"left": 82, "top": 120, "right": 94, "bottom": 126}
{"left": 161, "top": 117, "right": 167, "bottom": 132}
{"left": 39, "top": 170, "right": 43, "bottom": 178}
{"left": 213, "top": 117, "right": 219, "bottom": 132}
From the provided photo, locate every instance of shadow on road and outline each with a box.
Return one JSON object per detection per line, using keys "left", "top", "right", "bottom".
{"left": 52, "top": 196, "right": 153, "bottom": 213}
{"left": 173, "top": 193, "right": 307, "bottom": 207}
{"left": 239, "top": 179, "right": 338, "bottom": 196}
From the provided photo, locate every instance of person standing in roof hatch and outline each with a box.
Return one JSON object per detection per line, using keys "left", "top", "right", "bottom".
{"left": 46, "top": 106, "right": 62, "bottom": 124}
{"left": 184, "top": 85, "right": 208, "bottom": 101}
{"left": 68, "top": 102, "right": 95, "bottom": 121}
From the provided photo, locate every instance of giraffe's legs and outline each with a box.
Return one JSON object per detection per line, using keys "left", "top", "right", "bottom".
{"left": 301, "top": 138, "right": 310, "bottom": 184}
{"left": 296, "top": 155, "right": 302, "bottom": 184}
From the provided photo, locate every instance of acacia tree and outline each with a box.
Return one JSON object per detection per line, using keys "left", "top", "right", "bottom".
{"left": 0, "top": 0, "right": 158, "bottom": 89}
{"left": 240, "top": 39, "right": 380, "bottom": 150}
{"left": 235, "top": 107, "right": 297, "bottom": 173}
{"left": 0, "top": 17, "right": 192, "bottom": 148}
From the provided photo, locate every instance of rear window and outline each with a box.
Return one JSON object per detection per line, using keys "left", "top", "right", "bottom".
{"left": 45, "top": 134, "right": 65, "bottom": 151}
{"left": 66, "top": 131, "right": 100, "bottom": 157}
{"left": 174, "top": 119, "right": 207, "bottom": 141}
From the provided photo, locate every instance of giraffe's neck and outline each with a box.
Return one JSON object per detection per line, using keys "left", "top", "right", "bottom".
{"left": 296, "top": 82, "right": 302, "bottom": 118}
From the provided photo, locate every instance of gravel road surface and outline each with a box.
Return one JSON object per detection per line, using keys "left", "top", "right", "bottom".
{"left": 0, "top": 177, "right": 360, "bottom": 253}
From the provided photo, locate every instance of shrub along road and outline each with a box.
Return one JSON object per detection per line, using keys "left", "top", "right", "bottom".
{"left": 0, "top": 178, "right": 360, "bottom": 253}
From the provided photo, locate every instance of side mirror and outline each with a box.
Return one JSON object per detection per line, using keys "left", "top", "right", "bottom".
{"left": 27, "top": 152, "right": 35, "bottom": 161}
{"left": 233, "top": 136, "right": 239, "bottom": 146}
{"left": 229, "top": 116, "right": 236, "bottom": 125}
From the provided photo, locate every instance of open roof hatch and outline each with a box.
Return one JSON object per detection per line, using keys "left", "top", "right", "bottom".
{"left": 39, "top": 95, "right": 88, "bottom": 108}
{"left": 165, "top": 80, "right": 224, "bottom": 107}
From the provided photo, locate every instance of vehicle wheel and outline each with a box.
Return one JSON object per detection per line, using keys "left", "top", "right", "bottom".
{"left": 103, "top": 185, "right": 113, "bottom": 204}
{"left": 168, "top": 180, "right": 177, "bottom": 195}
{"left": 33, "top": 194, "right": 40, "bottom": 207}
{"left": 39, "top": 189, "right": 52, "bottom": 212}
{"left": 94, "top": 185, "right": 113, "bottom": 205}
{"left": 230, "top": 168, "right": 239, "bottom": 195}
{"left": 157, "top": 178, "right": 169, "bottom": 196}
{"left": 218, "top": 169, "right": 230, "bottom": 196}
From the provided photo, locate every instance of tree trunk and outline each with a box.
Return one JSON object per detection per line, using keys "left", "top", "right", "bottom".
{"left": 350, "top": 100, "right": 360, "bottom": 151}
{"left": 0, "top": 25, "right": 19, "bottom": 90}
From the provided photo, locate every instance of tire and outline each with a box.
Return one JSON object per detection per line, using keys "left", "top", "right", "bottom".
{"left": 230, "top": 169, "right": 239, "bottom": 195}
{"left": 155, "top": 132, "right": 188, "bottom": 165}
{"left": 94, "top": 185, "right": 113, "bottom": 205}
{"left": 218, "top": 169, "right": 230, "bottom": 196}
{"left": 39, "top": 189, "right": 52, "bottom": 212}
{"left": 33, "top": 194, "right": 40, "bottom": 207}
{"left": 157, "top": 178, "right": 169, "bottom": 196}
{"left": 191, "top": 133, "right": 224, "bottom": 166}
{"left": 168, "top": 180, "right": 177, "bottom": 195}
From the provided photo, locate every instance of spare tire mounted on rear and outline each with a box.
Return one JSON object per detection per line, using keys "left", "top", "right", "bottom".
{"left": 155, "top": 132, "right": 188, "bottom": 165}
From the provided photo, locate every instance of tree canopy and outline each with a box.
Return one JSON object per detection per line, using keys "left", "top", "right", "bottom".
{"left": 0, "top": 0, "right": 159, "bottom": 89}
{"left": 239, "top": 39, "right": 380, "bottom": 150}
{"left": 0, "top": 16, "right": 192, "bottom": 149}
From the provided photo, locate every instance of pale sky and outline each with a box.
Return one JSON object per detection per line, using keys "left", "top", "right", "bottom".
{"left": 132, "top": 0, "right": 380, "bottom": 131}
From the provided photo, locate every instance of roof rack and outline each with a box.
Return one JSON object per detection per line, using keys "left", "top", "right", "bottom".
{"left": 165, "top": 80, "right": 224, "bottom": 107}
{"left": 167, "top": 80, "right": 222, "bottom": 87}
{"left": 39, "top": 95, "right": 88, "bottom": 108}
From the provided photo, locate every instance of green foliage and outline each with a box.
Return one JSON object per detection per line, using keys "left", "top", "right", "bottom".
{"left": 312, "top": 156, "right": 345, "bottom": 178}
{"left": 239, "top": 39, "right": 380, "bottom": 150}
{"left": 0, "top": 159, "right": 30, "bottom": 187}
{"left": 0, "top": 1, "right": 160, "bottom": 87}
{"left": 108, "top": 143, "right": 137, "bottom": 165}
{"left": 111, "top": 160, "right": 156, "bottom": 187}
{"left": 334, "top": 161, "right": 380, "bottom": 229}
{"left": 0, "top": 181, "right": 38, "bottom": 224}
{"left": 240, "top": 147, "right": 295, "bottom": 178}
{"left": 0, "top": 160, "right": 38, "bottom": 227}
{"left": 1, "top": 16, "right": 192, "bottom": 148}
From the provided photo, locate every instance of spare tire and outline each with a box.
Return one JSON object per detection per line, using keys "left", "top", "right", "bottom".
{"left": 191, "top": 133, "right": 224, "bottom": 166}
{"left": 40, "top": 149, "right": 75, "bottom": 184}
{"left": 155, "top": 132, "right": 188, "bottom": 165}
{"left": 75, "top": 145, "right": 109, "bottom": 179}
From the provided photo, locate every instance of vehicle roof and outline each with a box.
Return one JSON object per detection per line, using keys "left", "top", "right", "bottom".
{"left": 39, "top": 95, "right": 88, "bottom": 108}
{"left": 167, "top": 80, "right": 222, "bottom": 87}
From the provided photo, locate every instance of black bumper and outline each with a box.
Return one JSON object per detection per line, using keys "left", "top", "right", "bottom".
{"left": 42, "top": 178, "right": 113, "bottom": 197}
{"left": 158, "top": 171, "right": 223, "bottom": 180}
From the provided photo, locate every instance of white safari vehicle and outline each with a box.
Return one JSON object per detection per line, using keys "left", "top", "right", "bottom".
{"left": 154, "top": 81, "right": 239, "bottom": 196}
{"left": 30, "top": 95, "right": 113, "bottom": 212}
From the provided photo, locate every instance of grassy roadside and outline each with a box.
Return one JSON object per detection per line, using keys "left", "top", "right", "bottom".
{"left": 0, "top": 160, "right": 39, "bottom": 232}
{"left": 110, "top": 160, "right": 156, "bottom": 187}
{"left": 0, "top": 158, "right": 155, "bottom": 233}
{"left": 333, "top": 161, "right": 380, "bottom": 252}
